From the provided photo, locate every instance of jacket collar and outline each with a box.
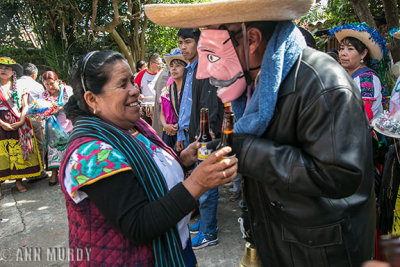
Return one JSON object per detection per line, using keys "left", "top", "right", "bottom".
{"left": 277, "top": 50, "right": 303, "bottom": 98}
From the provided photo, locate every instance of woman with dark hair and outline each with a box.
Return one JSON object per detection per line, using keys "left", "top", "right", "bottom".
{"left": 136, "top": 60, "right": 147, "bottom": 73}
{"left": 60, "top": 50, "right": 237, "bottom": 266}
{"left": 330, "top": 23, "right": 387, "bottom": 120}
{"left": 38, "top": 71, "right": 73, "bottom": 186}
{"left": 0, "top": 57, "right": 42, "bottom": 197}
{"left": 160, "top": 49, "right": 188, "bottom": 149}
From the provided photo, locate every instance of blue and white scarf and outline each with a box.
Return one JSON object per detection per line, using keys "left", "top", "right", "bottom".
{"left": 232, "top": 21, "right": 307, "bottom": 136}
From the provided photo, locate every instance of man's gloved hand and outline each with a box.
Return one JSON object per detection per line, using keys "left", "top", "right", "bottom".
{"left": 206, "top": 133, "right": 255, "bottom": 157}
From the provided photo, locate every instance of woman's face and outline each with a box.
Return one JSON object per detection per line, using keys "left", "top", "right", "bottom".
{"left": 339, "top": 41, "right": 367, "bottom": 71}
{"left": 43, "top": 79, "right": 60, "bottom": 96}
{"left": 94, "top": 60, "right": 141, "bottom": 130}
{"left": 170, "top": 61, "right": 185, "bottom": 80}
{"left": 139, "top": 63, "right": 147, "bottom": 72}
{"left": 0, "top": 65, "right": 13, "bottom": 82}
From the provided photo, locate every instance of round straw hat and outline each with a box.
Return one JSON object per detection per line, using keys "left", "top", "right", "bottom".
{"left": 389, "top": 28, "right": 400, "bottom": 40}
{"left": 164, "top": 48, "right": 188, "bottom": 67}
{"left": 329, "top": 23, "right": 387, "bottom": 62}
{"left": 145, "top": 0, "right": 314, "bottom": 28}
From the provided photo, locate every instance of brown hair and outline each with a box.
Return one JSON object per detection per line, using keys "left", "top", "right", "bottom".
{"left": 41, "top": 71, "right": 58, "bottom": 82}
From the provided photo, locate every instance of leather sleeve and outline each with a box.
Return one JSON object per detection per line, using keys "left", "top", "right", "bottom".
{"left": 238, "top": 87, "right": 370, "bottom": 199}
{"left": 80, "top": 170, "right": 197, "bottom": 244}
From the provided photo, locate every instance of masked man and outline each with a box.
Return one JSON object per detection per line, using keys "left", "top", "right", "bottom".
{"left": 145, "top": 0, "right": 375, "bottom": 266}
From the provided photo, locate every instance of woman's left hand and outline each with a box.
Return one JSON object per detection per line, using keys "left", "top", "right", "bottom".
{"left": 180, "top": 141, "right": 200, "bottom": 167}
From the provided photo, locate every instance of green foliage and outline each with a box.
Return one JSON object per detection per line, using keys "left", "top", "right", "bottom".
{"left": 145, "top": 25, "right": 179, "bottom": 59}
{"left": 299, "top": 0, "right": 359, "bottom": 29}
{"left": 324, "top": 0, "right": 359, "bottom": 27}
{"left": 0, "top": 47, "right": 47, "bottom": 74}
{"left": 144, "top": 0, "right": 196, "bottom": 59}
{"left": 0, "top": 1, "right": 35, "bottom": 49}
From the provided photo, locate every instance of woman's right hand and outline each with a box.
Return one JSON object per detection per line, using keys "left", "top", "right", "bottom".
{"left": 1, "top": 122, "right": 14, "bottom": 131}
{"left": 164, "top": 123, "right": 178, "bottom": 136}
{"left": 183, "top": 147, "right": 238, "bottom": 200}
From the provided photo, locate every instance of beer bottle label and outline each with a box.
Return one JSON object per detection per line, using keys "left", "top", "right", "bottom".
{"left": 198, "top": 143, "right": 212, "bottom": 161}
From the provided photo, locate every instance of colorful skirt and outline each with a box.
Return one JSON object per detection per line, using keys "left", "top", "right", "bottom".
{"left": 0, "top": 110, "right": 42, "bottom": 181}
{"left": 392, "top": 190, "right": 400, "bottom": 234}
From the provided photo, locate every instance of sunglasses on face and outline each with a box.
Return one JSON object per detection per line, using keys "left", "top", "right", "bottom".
{"left": 152, "top": 61, "right": 164, "bottom": 67}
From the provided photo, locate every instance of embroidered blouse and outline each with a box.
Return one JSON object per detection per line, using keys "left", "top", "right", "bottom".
{"left": 353, "top": 71, "right": 383, "bottom": 119}
{"left": 63, "top": 130, "right": 191, "bottom": 248}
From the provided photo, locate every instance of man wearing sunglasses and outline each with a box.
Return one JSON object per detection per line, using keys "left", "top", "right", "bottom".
{"left": 135, "top": 54, "right": 163, "bottom": 124}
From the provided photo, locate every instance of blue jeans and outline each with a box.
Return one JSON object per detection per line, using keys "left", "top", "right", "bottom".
{"left": 183, "top": 131, "right": 190, "bottom": 149}
{"left": 233, "top": 174, "right": 242, "bottom": 194}
{"left": 198, "top": 187, "right": 219, "bottom": 235}
{"left": 162, "top": 131, "right": 177, "bottom": 150}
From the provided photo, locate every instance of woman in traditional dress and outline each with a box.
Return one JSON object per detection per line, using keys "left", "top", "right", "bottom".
{"left": 159, "top": 49, "right": 187, "bottom": 149}
{"left": 41, "top": 71, "right": 73, "bottom": 186}
{"left": 0, "top": 57, "right": 42, "bottom": 198}
{"left": 331, "top": 24, "right": 392, "bottom": 260}
{"left": 330, "top": 23, "right": 388, "bottom": 121}
{"left": 60, "top": 50, "right": 237, "bottom": 266}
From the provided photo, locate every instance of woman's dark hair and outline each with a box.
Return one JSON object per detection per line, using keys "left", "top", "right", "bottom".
{"left": 136, "top": 60, "right": 146, "bottom": 72}
{"left": 65, "top": 50, "right": 125, "bottom": 123}
{"left": 341, "top": 37, "right": 371, "bottom": 65}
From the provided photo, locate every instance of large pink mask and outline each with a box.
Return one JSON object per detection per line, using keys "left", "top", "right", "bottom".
{"left": 196, "top": 29, "right": 247, "bottom": 103}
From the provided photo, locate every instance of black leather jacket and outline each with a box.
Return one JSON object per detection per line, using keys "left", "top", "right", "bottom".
{"left": 239, "top": 48, "right": 375, "bottom": 267}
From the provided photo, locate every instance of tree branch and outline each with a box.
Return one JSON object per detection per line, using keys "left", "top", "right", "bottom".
{"left": 110, "top": 28, "right": 134, "bottom": 70}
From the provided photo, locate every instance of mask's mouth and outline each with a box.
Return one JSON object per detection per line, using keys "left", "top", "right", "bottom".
{"left": 209, "top": 72, "right": 244, "bottom": 88}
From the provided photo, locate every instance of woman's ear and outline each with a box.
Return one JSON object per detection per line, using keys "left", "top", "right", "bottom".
{"left": 361, "top": 48, "right": 368, "bottom": 61}
{"left": 83, "top": 91, "right": 98, "bottom": 114}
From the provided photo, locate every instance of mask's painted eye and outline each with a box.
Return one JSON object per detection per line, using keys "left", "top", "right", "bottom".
{"left": 207, "top": 54, "right": 220, "bottom": 63}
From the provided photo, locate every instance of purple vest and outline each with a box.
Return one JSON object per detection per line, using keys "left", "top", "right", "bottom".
{"left": 59, "top": 136, "right": 154, "bottom": 266}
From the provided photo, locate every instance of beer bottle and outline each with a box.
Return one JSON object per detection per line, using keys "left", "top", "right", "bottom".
{"left": 216, "top": 112, "right": 236, "bottom": 158}
{"left": 197, "top": 108, "right": 213, "bottom": 161}
{"left": 224, "top": 102, "right": 233, "bottom": 114}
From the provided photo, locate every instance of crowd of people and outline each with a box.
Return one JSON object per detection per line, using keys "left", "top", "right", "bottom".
{"left": 0, "top": 59, "right": 73, "bottom": 197}
{"left": 3, "top": 0, "right": 400, "bottom": 266}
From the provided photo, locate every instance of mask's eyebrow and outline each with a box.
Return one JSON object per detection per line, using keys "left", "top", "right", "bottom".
{"left": 198, "top": 45, "right": 214, "bottom": 53}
